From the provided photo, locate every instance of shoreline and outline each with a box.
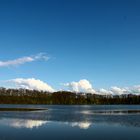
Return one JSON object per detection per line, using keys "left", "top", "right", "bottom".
{"left": 0, "top": 108, "right": 48, "bottom": 111}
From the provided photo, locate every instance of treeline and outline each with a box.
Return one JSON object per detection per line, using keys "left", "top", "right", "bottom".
{"left": 0, "top": 88, "right": 140, "bottom": 104}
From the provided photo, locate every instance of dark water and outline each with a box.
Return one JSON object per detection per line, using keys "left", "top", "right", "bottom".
{"left": 0, "top": 105, "right": 140, "bottom": 140}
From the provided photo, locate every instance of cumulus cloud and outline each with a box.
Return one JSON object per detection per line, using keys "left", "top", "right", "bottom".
{"left": 4, "top": 77, "right": 140, "bottom": 95}
{"left": 131, "top": 85, "right": 140, "bottom": 95}
{"left": 98, "top": 88, "right": 113, "bottom": 95}
{"left": 98, "top": 86, "right": 140, "bottom": 95}
{"left": 8, "top": 78, "right": 55, "bottom": 92}
{"left": 110, "top": 86, "right": 128, "bottom": 95}
{"left": 0, "top": 53, "right": 49, "bottom": 67}
{"left": 63, "top": 79, "right": 140, "bottom": 95}
{"left": 64, "top": 79, "right": 96, "bottom": 94}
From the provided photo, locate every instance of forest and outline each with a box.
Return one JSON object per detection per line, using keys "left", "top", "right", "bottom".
{"left": 0, "top": 88, "right": 140, "bottom": 105}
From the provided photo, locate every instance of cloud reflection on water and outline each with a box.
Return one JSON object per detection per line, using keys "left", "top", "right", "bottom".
{"left": 0, "top": 119, "right": 48, "bottom": 129}
{"left": 70, "top": 121, "right": 92, "bottom": 129}
{"left": 0, "top": 118, "right": 92, "bottom": 130}
{"left": 0, "top": 105, "right": 140, "bottom": 129}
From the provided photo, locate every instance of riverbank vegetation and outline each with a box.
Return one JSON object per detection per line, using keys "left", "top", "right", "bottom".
{"left": 0, "top": 88, "right": 140, "bottom": 104}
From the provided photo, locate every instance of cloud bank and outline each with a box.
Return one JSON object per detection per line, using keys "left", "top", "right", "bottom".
{"left": 8, "top": 78, "right": 55, "bottom": 92}
{"left": 5, "top": 78, "right": 140, "bottom": 95}
{"left": 64, "top": 79, "right": 140, "bottom": 95}
{"left": 0, "top": 53, "right": 49, "bottom": 67}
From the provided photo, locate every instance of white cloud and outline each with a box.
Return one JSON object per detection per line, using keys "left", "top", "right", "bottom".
{"left": 98, "top": 88, "right": 113, "bottom": 95}
{"left": 8, "top": 78, "right": 55, "bottom": 92}
{"left": 64, "top": 79, "right": 96, "bottom": 94}
{"left": 132, "top": 85, "right": 140, "bottom": 93}
{"left": 126, "top": 85, "right": 140, "bottom": 95}
{"left": 0, "top": 53, "right": 49, "bottom": 67}
{"left": 4, "top": 77, "right": 140, "bottom": 95}
{"left": 98, "top": 86, "right": 140, "bottom": 95}
{"left": 111, "top": 86, "right": 128, "bottom": 95}
{"left": 63, "top": 79, "right": 140, "bottom": 95}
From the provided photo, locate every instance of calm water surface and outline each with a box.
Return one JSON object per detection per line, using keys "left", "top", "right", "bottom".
{"left": 0, "top": 105, "right": 140, "bottom": 140}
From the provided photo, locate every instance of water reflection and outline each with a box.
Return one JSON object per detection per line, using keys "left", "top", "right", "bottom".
{"left": 70, "top": 121, "right": 92, "bottom": 129}
{"left": 0, "top": 105, "right": 140, "bottom": 129}
{"left": 0, "top": 118, "right": 48, "bottom": 129}
{"left": 0, "top": 105, "right": 140, "bottom": 140}
{"left": 0, "top": 118, "right": 92, "bottom": 130}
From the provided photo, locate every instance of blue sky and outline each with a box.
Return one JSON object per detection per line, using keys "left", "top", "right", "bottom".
{"left": 0, "top": 0, "right": 140, "bottom": 92}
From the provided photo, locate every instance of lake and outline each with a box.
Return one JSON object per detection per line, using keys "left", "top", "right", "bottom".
{"left": 0, "top": 105, "right": 140, "bottom": 140}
